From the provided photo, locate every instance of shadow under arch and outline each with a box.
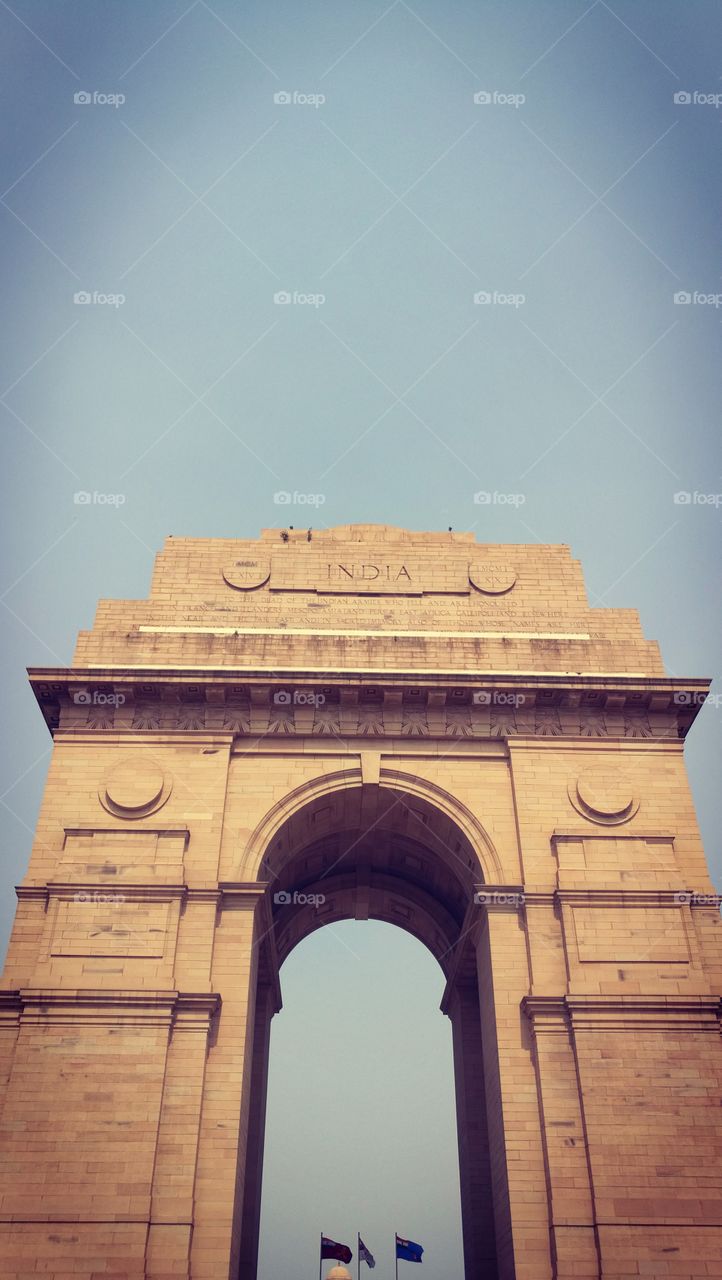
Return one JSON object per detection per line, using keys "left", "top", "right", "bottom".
{"left": 241, "top": 765, "right": 503, "bottom": 888}
{"left": 237, "top": 775, "right": 507, "bottom": 1280}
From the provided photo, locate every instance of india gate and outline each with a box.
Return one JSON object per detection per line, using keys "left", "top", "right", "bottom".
{"left": 1, "top": 523, "right": 721, "bottom": 1280}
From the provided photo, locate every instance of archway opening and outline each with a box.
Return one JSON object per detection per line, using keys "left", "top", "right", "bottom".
{"left": 238, "top": 782, "right": 503, "bottom": 1280}
{"left": 257, "top": 920, "right": 465, "bottom": 1278}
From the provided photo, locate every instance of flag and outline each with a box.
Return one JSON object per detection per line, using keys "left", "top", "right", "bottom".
{"left": 359, "top": 1235, "right": 376, "bottom": 1268}
{"left": 321, "top": 1236, "right": 352, "bottom": 1264}
{"left": 396, "top": 1234, "right": 424, "bottom": 1263}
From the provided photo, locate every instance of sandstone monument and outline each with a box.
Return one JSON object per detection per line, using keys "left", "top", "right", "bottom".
{"left": 0, "top": 524, "right": 720, "bottom": 1279}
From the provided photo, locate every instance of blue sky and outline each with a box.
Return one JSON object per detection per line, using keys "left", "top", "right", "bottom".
{"left": 1, "top": 3, "right": 721, "bottom": 1276}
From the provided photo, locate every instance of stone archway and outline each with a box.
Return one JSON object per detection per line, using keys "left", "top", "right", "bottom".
{"left": 5, "top": 526, "right": 720, "bottom": 1280}
{"left": 236, "top": 779, "right": 507, "bottom": 1280}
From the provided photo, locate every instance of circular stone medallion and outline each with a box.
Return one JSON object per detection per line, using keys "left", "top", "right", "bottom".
{"left": 569, "top": 767, "right": 639, "bottom": 825}
{"left": 222, "top": 558, "right": 271, "bottom": 590}
{"left": 469, "top": 561, "right": 517, "bottom": 595}
{"left": 100, "top": 755, "right": 171, "bottom": 818}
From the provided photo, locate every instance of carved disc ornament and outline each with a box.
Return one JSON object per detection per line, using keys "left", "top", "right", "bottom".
{"left": 468, "top": 562, "right": 517, "bottom": 595}
{"left": 99, "top": 755, "right": 171, "bottom": 818}
{"left": 222, "top": 558, "right": 271, "bottom": 590}
{"left": 569, "top": 766, "right": 639, "bottom": 825}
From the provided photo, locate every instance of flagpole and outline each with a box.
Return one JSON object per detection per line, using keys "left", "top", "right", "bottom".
{"left": 357, "top": 1232, "right": 360, "bottom": 1280}
{"left": 395, "top": 1232, "right": 398, "bottom": 1280}
{"left": 319, "top": 1232, "right": 323, "bottom": 1280}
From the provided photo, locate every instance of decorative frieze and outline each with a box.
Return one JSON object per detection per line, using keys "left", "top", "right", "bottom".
{"left": 30, "top": 673, "right": 702, "bottom": 741}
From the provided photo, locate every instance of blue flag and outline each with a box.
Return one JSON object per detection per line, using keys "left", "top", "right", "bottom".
{"left": 396, "top": 1235, "right": 424, "bottom": 1263}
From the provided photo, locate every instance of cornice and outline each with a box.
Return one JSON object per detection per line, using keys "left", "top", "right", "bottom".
{"left": 7, "top": 987, "right": 221, "bottom": 1029}
{"left": 554, "top": 887, "right": 709, "bottom": 908}
{"left": 218, "top": 881, "right": 271, "bottom": 902}
{"left": 473, "top": 884, "right": 526, "bottom": 911}
{"left": 28, "top": 668, "right": 706, "bottom": 741}
{"left": 29, "top": 666, "right": 710, "bottom": 693}
{"left": 523, "top": 993, "right": 722, "bottom": 1034}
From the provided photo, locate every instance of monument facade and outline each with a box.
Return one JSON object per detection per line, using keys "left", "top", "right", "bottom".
{"left": 0, "top": 524, "right": 720, "bottom": 1279}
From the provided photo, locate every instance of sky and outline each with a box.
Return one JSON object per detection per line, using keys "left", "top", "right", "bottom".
{"left": 258, "top": 922, "right": 461, "bottom": 1277}
{"left": 0, "top": 2, "right": 720, "bottom": 1277}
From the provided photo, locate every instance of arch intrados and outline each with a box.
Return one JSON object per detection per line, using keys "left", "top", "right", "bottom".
{"left": 242, "top": 767, "right": 501, "bottom": 884}
{"left": 273, "top": 826, "right": 472, "bottom": 941}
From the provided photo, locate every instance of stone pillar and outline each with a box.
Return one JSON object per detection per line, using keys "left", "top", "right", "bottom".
{"left": 0, "top": 989, "right": 179, "bottom": 1280}
{"left": 475, "top": 894, "right": 554, "bottom": 1280}
{"left": 189, "top": 889, "right": 264, "bottom": 1280}
{"left": 566, "top": 995, "right": 722, "bottom": 1280}
{"left": 447, "top": 979, "right": 498, "bottom": 1278}
{"left": 146, "top": 993, "right": 220, "bottom": 1279}
{"left": 237, "top": 981, "right": 276, "bottom": 1280}
{"left": 523, "top": 997, "right": 600, "bottom": 1278}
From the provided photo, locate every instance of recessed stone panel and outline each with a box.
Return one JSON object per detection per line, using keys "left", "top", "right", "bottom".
{"left": 50, "top": 897, "right": 170, "bottom": 958}
{"left": 60, "top": 828, "right": 187, "bottom": 883}
{"left": 572, "top": 905, "right": 689, "bottom": 964}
